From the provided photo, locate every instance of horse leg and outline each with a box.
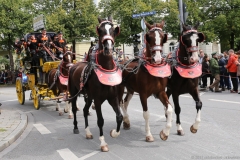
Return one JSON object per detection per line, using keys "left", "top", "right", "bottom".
{"left": 71, "top": 96, "right": 79, "bottom": 134}
{"left": 189, "top": 90, "right": 202, "bottom": 133}
{"left": 139, "top": 93, "right": 154, "bottom": 142}
{"left": 107, "top": 98, "right": 123, "bottom": 138}
{"left": 57, "top": 101, "right": 64, "bottom": 116}
{"left": 165, "top": 87, "right": 172, "bottom": 119}
{"left": 158, "top": 91, "right": 173, "bottom": 141}
{"left": 121, "top": 91, "right": 133, "bottom": 130}
{"left": 76, "top": 96, "right": 80, "bottom": 111}
{"left": 95, "top": 102, "right": 108, "bottom": 152}
{"left": 84, "top": 96, "right": 93, "bottom": 139}
{"left": 67, "top": 102, "right": 73, "bottom": 119}
{"left": 172, "top": 94, "right": 185, "bottom": 136}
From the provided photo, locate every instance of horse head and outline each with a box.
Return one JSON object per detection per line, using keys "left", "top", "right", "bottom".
{"left": 145, "top": 20, "right": 168, "bottom": 64}
{"left": 180, "top": 22, "right": 205, "bottom": 64}
{"left": 96, "top": 16, "right": 120, "bottom": 56}
{"left": 63, "top": 50, "right": 74, "bottom": 67}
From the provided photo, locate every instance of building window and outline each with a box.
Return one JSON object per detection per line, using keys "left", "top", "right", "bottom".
{"left": 169, "top": 42, "right": 175, "bottom": 52}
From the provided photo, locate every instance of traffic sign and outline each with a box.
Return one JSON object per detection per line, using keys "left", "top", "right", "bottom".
{"left": 132, "top": 11, "right": 156, "bottom": 18}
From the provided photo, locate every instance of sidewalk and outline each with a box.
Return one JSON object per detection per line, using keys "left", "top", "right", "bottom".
{"left": 0, "top": 108, "right": 27, "bottom": 152}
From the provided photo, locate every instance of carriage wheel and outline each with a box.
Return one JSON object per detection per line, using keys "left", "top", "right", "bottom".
{"left": 32, "top": 87, "right": 40, "bottom": 110}
{"left": 16, "top": 78, "right": 25, "bottom": 105}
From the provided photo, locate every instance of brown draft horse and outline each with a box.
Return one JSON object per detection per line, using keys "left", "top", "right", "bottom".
{"left": 47, "top": 49, "right": 75, "bottom": 118}
{"left": 166, "top": 22, "right": 204, "bottom": 135}
{"left": 67, "top": 16, "right": 121, "bottom": 152}
{"left": 118, "top": 21, "right": 173, "bottom": 141}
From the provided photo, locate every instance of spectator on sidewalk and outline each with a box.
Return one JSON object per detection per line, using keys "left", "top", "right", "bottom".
{"left": 223, "top": 51, "right": 231, "bottom": 90}
{"left": 218, "top": 53, "right": 227, "bottom": 91}
{"left": 209, "top": 52, "right": 222, "bottom": 92}
{"left": 198, "top": 50, "right": 205, "bottom": 86}
{"left": 226, "top": 49, "right": 238, "bottom": 93}
{"left": 201, "top": 55, "right": 211, "bottom": 88}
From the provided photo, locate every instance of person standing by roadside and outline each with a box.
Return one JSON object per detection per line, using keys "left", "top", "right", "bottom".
{"left": 201, "top": 55, "right": 211, "bottom": 88}
{"left": 209, "top": 52, "right": 222, "bottom": 92}
{"left": 198, "top": 50, "right": 205, "bottom": 86}
{"left": 218, "top": 53, "right": 227, "bottom": 91}
{"left": 226, "top": 49, "right": 238, "bottom": 93}
{"left": 223, "top": 51, "right": 231, "bottom": 90}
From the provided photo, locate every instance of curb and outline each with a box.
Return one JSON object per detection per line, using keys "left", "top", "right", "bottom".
{"left": 0, "top": 112, "right": 28, "bottom": 152}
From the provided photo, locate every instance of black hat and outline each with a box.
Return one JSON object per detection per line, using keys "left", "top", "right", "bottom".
{"left": 211, "top": 52, "right": 217, "bottom": 56}
{"left": 42, "top": 28, "right": 46, "bottom": 31}
{"left": 57, "top": 31, "right": 63, "bottom": 35}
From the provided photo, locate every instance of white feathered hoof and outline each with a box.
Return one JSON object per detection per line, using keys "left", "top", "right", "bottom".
{"left": 110, "top": 129, "right": 120, "bottom": 138}
{"left": 64, "top": 109, "right": 68, "bottom": 113}
{"left": 86, "top": 134, "right": 93, "bottom": 139}
{"left": 56, "top": 108, "right": 59, "bottom": 111}
{"left": 177, "top": 130, "right": 185, "bottom": 136}
{"left": 59, "top": 112, "right": 64, "bottom": 116}
{"left": 146, "top": 135, "right": 154, "bottom": 142}
{"left": 190, "top": 125, "right": 197, "bottom": 133}
{"left": 68, "top": 115, "right": 73, "bottom": 119}
{"left": 160, "top": 130, "right": 168, "bottom": 141}
{"left": 101, "top": 145, "right": 109, "bottom": 152}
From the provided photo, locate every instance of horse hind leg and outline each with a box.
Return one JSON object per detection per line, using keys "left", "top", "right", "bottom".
{"left": 121, "top": 91, "right": 133, "bottom": 130}
{"left": 56, "top": 100, "right": 64, "bottom": 116}
{"left": 158, "top": 91, "right": 173, "bottom": 141}
{"left": 83, "top": 95, "right": 93, "bottom": 139}
{"left": 66, "top": 102, "right": 73, "bottom": 119}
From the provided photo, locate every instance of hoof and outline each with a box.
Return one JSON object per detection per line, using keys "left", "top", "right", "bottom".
{"left": 160, "top": 130, "right": 168, "bottom": 141}
{"left": 146, "top": 135, "right": 154, "bottom": 142}
{"left": 56, "top": 108, "right": 59, "bottom": 111}
{"left": 177, "top": 130, "right": 185, "bottom": 136}
{"left": 64, "top": 109, "right": 68, "bottom": 113}
{"left": 123, "top": 122, "right": 130, "bottom": 130}
{"left": 86, "top": 134, "right": 93, "bottom": 139}
{"left": 190, "top": 125, "right": 197, "bottom": 133}
{"left": 68, "top": 115, "right": 73, "bottom": 119}
{"left": 92, "top": 105, "right": 95, "bottom": 110}
{"left": 101, "top": 145, "right": 109, "bottom": 152}
{"left": 110, "top": 129, "right": 120, "bottom": 138}
{"left": 59, "top": 112, "right": 64, "bottom": 116}
{"left": 73, "top": 129, "right": 79, "bottom": 134}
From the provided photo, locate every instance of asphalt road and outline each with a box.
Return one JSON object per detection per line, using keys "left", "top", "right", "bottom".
{"left": 0, "top": 86, "right": 240, "bottom": 160}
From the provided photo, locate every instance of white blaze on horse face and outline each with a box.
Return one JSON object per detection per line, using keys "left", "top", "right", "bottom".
{"left": 105, "top": 24, "right": 113, "bottom": 49}
{"left": 190, "top": 33, "right": 199, "bottom": 62}
{"left": 154, "top": 31, "right": 162, "bottom": 64}
{"left": 68, "top": 54, "right": 71, "bottom": 63}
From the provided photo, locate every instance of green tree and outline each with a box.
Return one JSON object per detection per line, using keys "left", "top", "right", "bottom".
{"left": 0, "top": 0, "right": 34, "bottom": 73}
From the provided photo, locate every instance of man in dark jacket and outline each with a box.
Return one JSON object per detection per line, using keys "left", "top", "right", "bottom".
{"left": 209, "top": 52, "right": 222, "bottom": 92}
{"left": 218, "top": 53, "right": 227, "bottom": 91}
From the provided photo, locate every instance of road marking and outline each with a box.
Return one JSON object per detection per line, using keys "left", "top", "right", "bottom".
{"left": 1, "top": 99, "right": 18, "bottom": 102}
{"left": 57, "top": 148, "right": 99, "bottom": 160}
{"left": 134, "top": 109, "right": 165, "bottom": 119}
{"left": 79, "top": 151, "right": 100, "bottom": 160}
{"left": 33, "top": 123, "right": 51, "bottom": 134}
{"left": 209, "top": 99, "right": 240, "bottom": 104}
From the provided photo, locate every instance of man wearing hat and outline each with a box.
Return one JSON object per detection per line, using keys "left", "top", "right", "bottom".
{"left": 54, "top": 31, "right": 67, "bottom": 59}
{"left": 37, "top": 28, "right": 53, "bottom": 62}
{"left": 209, "top": 52, "right": 221, "bottom": 92}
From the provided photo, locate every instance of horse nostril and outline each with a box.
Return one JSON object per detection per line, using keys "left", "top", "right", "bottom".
{"left": 104, "top": 47, "right": 108, "bottom": 51}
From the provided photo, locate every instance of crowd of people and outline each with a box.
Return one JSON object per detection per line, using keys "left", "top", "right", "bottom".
{"left": 0, "top": 70, "right": 10, "bottom": 84}
{"left": 199, "top": 49, "right": 240, "bottom": 93}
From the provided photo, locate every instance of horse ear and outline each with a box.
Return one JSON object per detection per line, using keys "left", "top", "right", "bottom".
{"left": 163, "top": 33, "right": 168, "bottom": 44}
{"left": 193, "top": 22, "right": 200, "bottom": 30}
{"left": 182, "top": 23, "right": 188, "bottom": 31}
{"left": 145, "top": 21, "right": 152, "bottom": 30}
{"left": 108, "top": 16, "right": 113, "bottom": 22}
{"left": 98, "top": 17, "right": 102, "bottom": 23}
{"left": 198, "top": 32, "right": 205, "bottom": 43}
{"left": 160, "top": 20, "right": 165, "bottom": 27}
{"left": 114, "top": 26, "right": 120, "bottom": 37}
{"left": 96, "top": 26, "right": 99, "bottom": 35}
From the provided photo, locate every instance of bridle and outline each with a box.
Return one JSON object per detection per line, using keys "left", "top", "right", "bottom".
{"left": 180, "top": 29, "right": 199, "bottom": 53}
{"left": 96, "top": 21, "right": 115, "bottom": 45}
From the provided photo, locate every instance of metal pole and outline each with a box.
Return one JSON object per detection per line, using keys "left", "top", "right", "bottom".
{"left": 179, "top": 0, "right": 184, "bottom": 32}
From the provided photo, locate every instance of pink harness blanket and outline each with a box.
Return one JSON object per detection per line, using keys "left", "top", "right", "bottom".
{"left": 59, "top": 75, "right": 68, "bottom": 86}
{"left": 144, "top": 63, "right": 171, "bottom": 78}
{"left": 94, "top": 67, "right": 122, "bottom": 86}
{"left": 175, "top": 63, "right": 202, "bottom": 78}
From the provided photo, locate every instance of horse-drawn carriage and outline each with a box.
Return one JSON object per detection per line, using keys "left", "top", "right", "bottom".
{"left": 15, "top": 32, "right": 74, "bottom": 110}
